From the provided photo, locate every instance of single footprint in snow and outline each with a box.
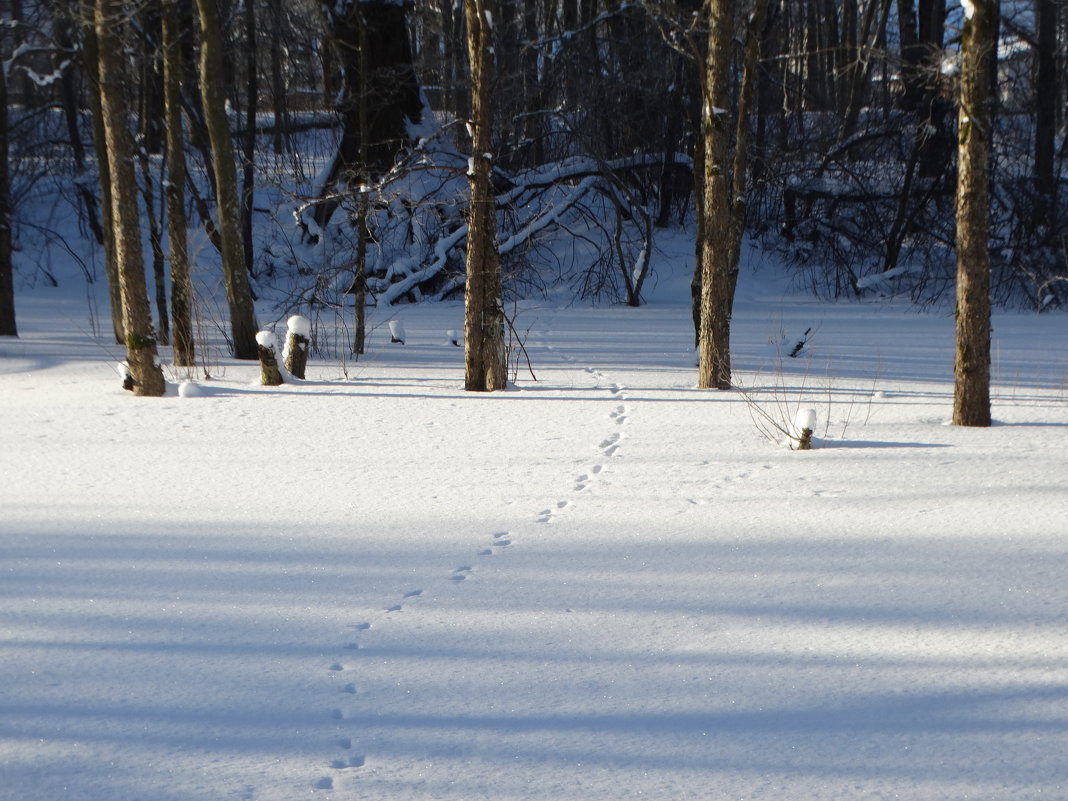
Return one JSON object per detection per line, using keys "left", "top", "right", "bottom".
{"left": 332, "top": 755, "right": 365, "bottom": 769}
{"left": 385, "top": 604, "right": 403, "bottom": 612}
{"left": 329, "top": 663, "right": 345, "bottom": 672}
{"left": 343, "top": 642, "right": 360, "bottom": 650}
{"left": 352, "top": 622, "right": 371, "bottom": 631}
{"left": 591, "top": 464, "right": 603, "bottom": 474}
{"left": 341, "top": 683, "right": 357, "bottom": 694}
{"left": 556, "top": 499, "right": 570, "bottom": 509}
{"left": 331, "top": 708, "right": 345, "bottom": 720}
{"left": 403, "top": 588, "right": 423, "bottom": 599}
{"left": 315, "top": 777, "right": 334, "bottom": 790}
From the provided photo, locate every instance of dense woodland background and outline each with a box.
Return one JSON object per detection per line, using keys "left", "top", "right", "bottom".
{"left": 0, "top": 0, "right": 1065, "bottom": 350}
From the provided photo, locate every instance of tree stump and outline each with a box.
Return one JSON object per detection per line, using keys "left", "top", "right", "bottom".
{"left": 283, "top": 315, "right": 311, "bottom": 379}
{"left": 256, "top": 331, "right": 284, "bottom": 386}
{"left": 794, "top": 408, "right": 817, "bottom": 450}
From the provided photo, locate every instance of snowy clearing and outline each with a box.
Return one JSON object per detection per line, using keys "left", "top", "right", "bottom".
{"left": 2, "top": 241, "right": 1067, "bottom": 801}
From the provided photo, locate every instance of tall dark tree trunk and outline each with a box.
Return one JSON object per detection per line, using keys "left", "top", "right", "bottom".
{"left": 953, "top": 0, "right": 995, "bottom": 427}
{"left": 95, "top": 0, "right": 166, "bottom": 397}
{"left": 1034, "top": 0, "right": 1058, "bottom": 223}
{"left": 0, "top": 61, "right": 16, "bottom": 337}
{"left": 463, "top": 0, "right": 506, "bottom": 392}
{"left": 725, "top": 0, "right": 769, "bottom": 320}
{"left": 268, "top": 0, "right": 289, "bottom": 154}
{"left": 80, "top": 0, "right": 123, "bottom": 344}
{"left": 53, "top": 12, "right": 105, "bottom": 249}
{"left": 242, "top": 0, "right": 257, "bottom": 279}
{"left": 195, "top": 0, "right": 259, "bottom": 360}
{"left": 138, "top": 141, "right": 169, "bottom": 345}
{"left": 162, "top": 0, "right": 194, "bottom": 367}
{"left": 697, "top": 0, "right": 734, "bottom": 390}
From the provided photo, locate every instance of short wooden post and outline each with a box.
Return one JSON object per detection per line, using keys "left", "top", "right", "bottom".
{"left": 256, "top": 331, "right": 284, "bottom": 386}
{"left": 284, "top": 315, "right": 310, "bottom": 379}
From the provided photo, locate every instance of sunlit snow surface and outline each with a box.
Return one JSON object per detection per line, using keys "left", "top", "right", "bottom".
{"left": 2, "top": 237, "right": 1067, "bottom": 801}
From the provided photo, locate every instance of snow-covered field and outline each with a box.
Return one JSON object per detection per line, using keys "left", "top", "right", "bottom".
{"left": 2, "top": 238, "right": 1067, "bottom": 800}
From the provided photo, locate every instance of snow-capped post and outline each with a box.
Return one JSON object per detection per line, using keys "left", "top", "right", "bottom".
{"left": 283, "top": 315, "right": 311, "bottom": 379}
{"left": 256, "top": 331, "right": 284, "bottom": 386}
{"left": 794, "top": 408, "right": 817, "bottom": 450}
{"left": 389, "top": 320, "right": 406, "bottom": 344}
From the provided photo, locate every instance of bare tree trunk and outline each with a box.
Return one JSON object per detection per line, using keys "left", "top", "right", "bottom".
{"left": 953, "top": 0, "right": 995, "bottom": 427}
{"left": 463, "top": 0, "right": 506, "bottom": 392}
{"left": 95, "top": 0, "right": 166, "bottom": 397}
{"left": 1034, "top": 0, "right": 1058, "bottom": 223}
{"left": 353, "top": 7, "right": 370, "bottom": 356}
{"left": 143, "top": 152, "right": 170, "bottom": 345}
{"left": 162, "top": 0, "right": 194, "bottom": 367}
{"left": 195, "top": 0, "right": 259, "bottom": 360}
{"left": 697, "top": 0, "right": 735, "bottom": 390}
{"left": 241, "top": 0, "right": 257, "bottom": 279}
{"left": 0, "top": 60, "right": 16, "bottom": 337}
{"left": 53, "top": 11, "right": 106, "bottom": 249}
{"left": 725, "top": 0, "right": 769, "bottom": 319}
{"left": 80, "top": 0, "right": 123, "bottom": 344}
{"left": 268, "top": 0, "right": 290, "bottom": 154}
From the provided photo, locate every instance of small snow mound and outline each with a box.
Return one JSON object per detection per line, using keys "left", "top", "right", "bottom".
{"left": 287, "top": 315, "right": 312, "bottom": 337}
{"left": 177, "top": 380, "right": 201, "bottom": 398}
{"left": 256, "top": 330, "right": 278, "bottom": 350}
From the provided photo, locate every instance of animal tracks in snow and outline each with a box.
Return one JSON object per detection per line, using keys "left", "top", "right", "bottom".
{"left": 316, "top": 333, "right": 636, "bottom": 792}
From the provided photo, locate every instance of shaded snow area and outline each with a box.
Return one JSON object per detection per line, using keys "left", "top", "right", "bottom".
{"left": 2, "top": 242, "right": 1067, "bottom": 801}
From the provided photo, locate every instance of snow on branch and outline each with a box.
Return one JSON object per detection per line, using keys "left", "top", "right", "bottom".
{"left": 376, "top": 153, "right": 686, "bottom": 305}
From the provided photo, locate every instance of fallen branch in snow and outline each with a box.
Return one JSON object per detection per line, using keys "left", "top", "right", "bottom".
{"left": 377, "top": 154, "right": 685, "bottom": 305}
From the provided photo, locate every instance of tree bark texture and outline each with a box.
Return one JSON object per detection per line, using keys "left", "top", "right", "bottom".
{"left": 258, "top": 336, "right": 284, "bottom": 386}
{"left": 697, "top": 0, "right": 734, "bottom": 390}
{"left": 725, "top": 0, "right": 769, "bottom": 320}
{"left": 1034, "top": 0, "right": 1057, "bottom": 218}
{"left": 162, "top": 0, "right": 195, "bottom": 367}
{"left": 463, "top": 0, "right": 507, "bottom": 392}
{"left": 80, "top": 0, "right": 123, "bottom": 344}
{"left": 195, "top": 0, "right": 259, "bottom": 360}
{"left": 953, "top": 0, "right": 994, "bottom": 427}
{"left": 95, "top": 0, "right": 166, "bottom": 397}
{"left": 0, "top": 59, "right": 16, "bottom": 336}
